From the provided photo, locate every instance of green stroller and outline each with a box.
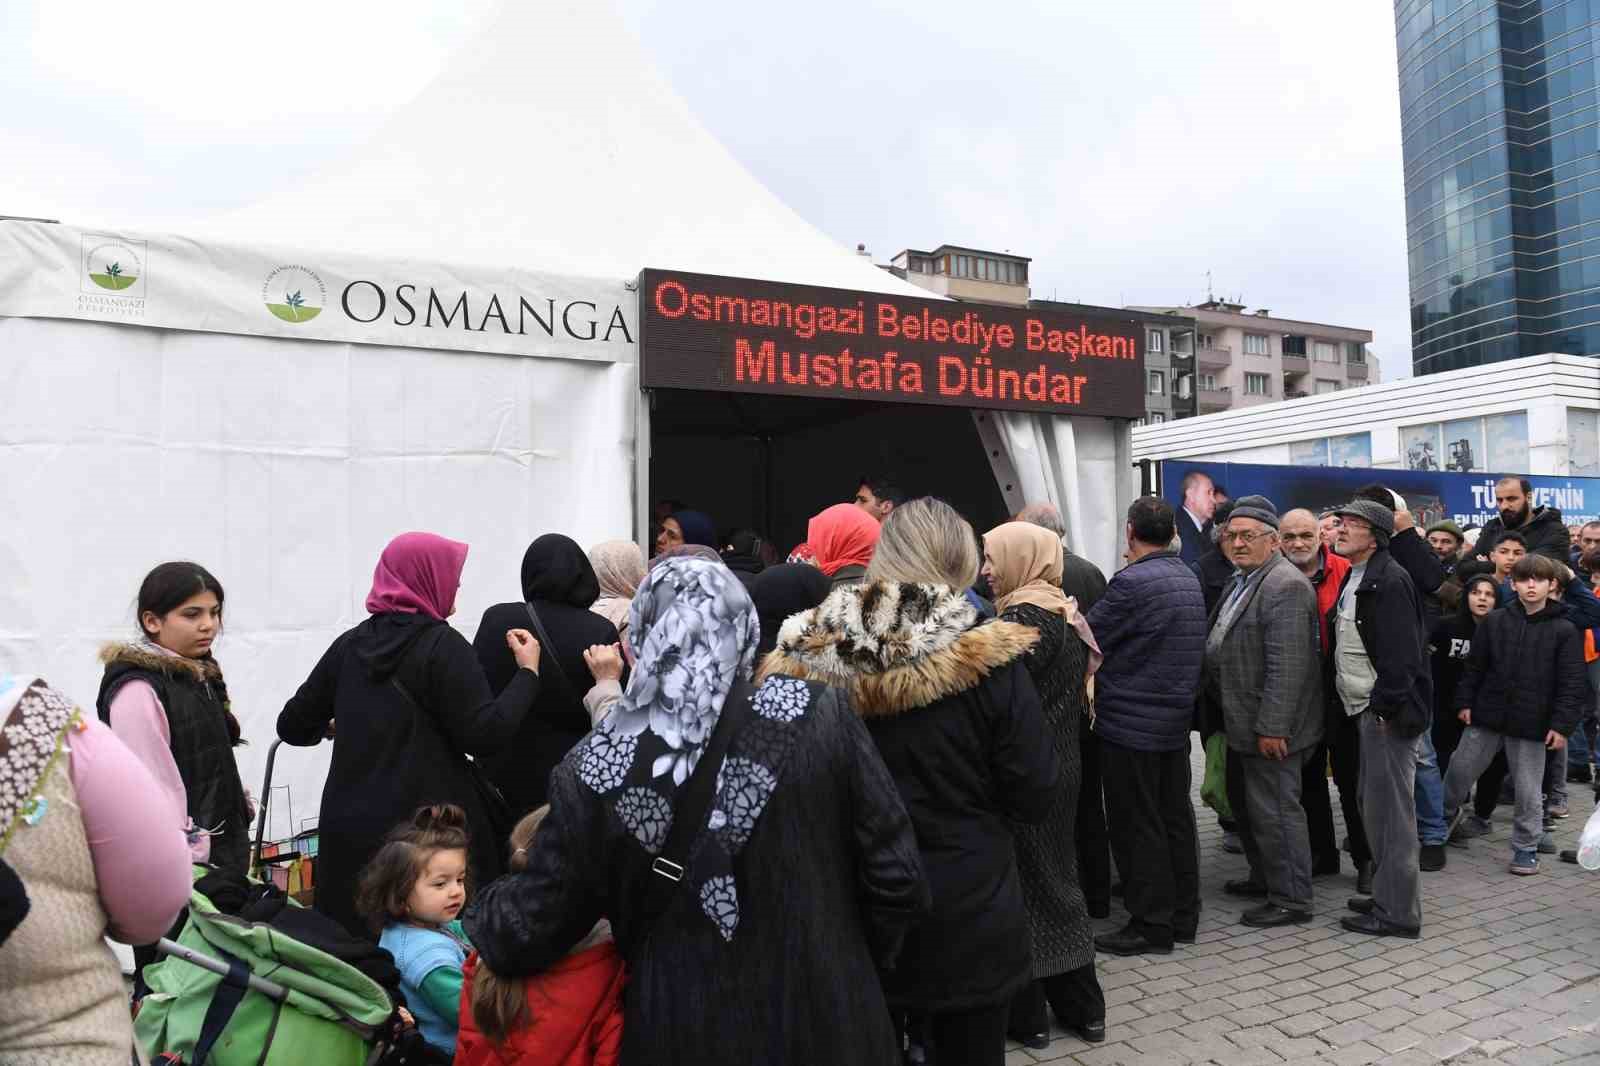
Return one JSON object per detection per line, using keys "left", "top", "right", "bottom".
{"left": 135, "top": 740, "right": 399, "bottom": 1065}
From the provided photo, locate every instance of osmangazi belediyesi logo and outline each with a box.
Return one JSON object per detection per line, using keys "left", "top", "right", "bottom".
{"left": 262, "top": 265, "right": 327, "bottom": 324}
{"left": 86, "top": 240, "right": 142, "bottom": 290}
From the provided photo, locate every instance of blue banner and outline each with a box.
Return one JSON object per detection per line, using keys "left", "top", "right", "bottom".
{"left": 1162, "top": 460, "right": 1600, "bottom": 530}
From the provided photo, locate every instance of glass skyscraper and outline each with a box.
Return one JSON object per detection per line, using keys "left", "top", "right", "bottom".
{"left": 1397, "top": 0, "right": 1600, "bottom": 374}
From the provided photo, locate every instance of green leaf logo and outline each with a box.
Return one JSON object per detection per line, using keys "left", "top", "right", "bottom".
{"left": 90, "top": 258, "right": 137, "bottom": 290}
{"left": 263, "top": 265, "right": 325, "bottom": 323}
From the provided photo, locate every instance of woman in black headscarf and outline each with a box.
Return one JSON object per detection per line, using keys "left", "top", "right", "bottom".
{"left": 475, "top": 535, "right": 622, "bottom": 813}
{"left": 750, "top": 563, "right": 831, "bottom": 658}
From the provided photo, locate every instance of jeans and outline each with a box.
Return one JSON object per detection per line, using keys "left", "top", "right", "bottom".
{"left": 1101, "top": 739, "right": 1202, "bottom": 943}
{"left": 1415, "top": 729, "right": 1447, "bottom": 845}
{"left": 1444, "top": 727, "right": 1547, "bottom": 855}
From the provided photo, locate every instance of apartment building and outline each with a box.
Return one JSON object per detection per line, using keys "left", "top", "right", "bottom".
{"left": 1128, "top": 300, "right": 1380, "bottom": 414}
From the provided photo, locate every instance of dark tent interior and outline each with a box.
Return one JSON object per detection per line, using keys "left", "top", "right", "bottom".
{"left": 648, "top": 388, "right": 1011, "bottom": 555}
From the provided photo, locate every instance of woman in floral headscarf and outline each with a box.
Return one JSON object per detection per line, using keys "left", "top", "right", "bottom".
{"left": 278, "top": 532, "right": 544, "bottom": 938}
{"left": 465, "top": 558, "right": 927, "bottom": 1066}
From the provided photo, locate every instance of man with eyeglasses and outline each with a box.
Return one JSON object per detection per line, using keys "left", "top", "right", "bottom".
{"left": 1203, "top": 496, "right": 1324, "bottom": 928}
{"left": 1328, "top": 500, "right": 1432, "bottom": 939}
{"left": 1280, "top": 509, "right": 1372, "bottom": 895}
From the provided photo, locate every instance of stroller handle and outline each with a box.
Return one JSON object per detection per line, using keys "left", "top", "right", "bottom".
{"left": 155, "top": 937, "right": 287, "bottom": 1002}
{"left": 250, "top": 739, "right": 284, "bottom": 876}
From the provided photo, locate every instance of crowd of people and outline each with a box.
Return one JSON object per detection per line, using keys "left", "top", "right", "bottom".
{"left": 2, "top": 471, "right": 1597, "bottom": 1066}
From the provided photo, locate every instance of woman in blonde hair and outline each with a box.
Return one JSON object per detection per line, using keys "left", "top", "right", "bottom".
{"left": 983, "top": 522, "right": 1106, "bottom": 1047}
{"left": 456, "top": 806, "right": 625, "bottom": 1066}
{"left": 763, "top": 498, "right": 1061, "bottom": 1066}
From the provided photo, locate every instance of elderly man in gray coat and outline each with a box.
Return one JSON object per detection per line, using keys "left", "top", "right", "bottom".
{"left": 1204, "top": 495, "right": 1325, "bottom": 928}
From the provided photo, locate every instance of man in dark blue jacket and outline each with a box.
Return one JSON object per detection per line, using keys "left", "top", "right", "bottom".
{"left": 1087, "top": 496, "right": 1208, "bottom": 956}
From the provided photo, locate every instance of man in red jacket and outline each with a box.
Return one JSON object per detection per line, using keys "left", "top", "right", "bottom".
{"left": 1280, "top": 509, "right": 1371, "bottom": 894}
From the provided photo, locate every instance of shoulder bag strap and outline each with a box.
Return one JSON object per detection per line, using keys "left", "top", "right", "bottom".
{"left": 523, "top": 602, "right": 573, "bottom": 692}
{"left": 629, "top": 677, "right": 753, "bottom": 953}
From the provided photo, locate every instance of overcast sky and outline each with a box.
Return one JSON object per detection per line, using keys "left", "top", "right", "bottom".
{"left": 2, "top": 1, "right": 1412, "bottom": 375}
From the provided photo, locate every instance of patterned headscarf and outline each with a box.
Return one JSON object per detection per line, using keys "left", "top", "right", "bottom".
{"left": 573, "top": 559, "right": 809, "bottom": 943}
{"left": 612, "top": 559, "right": 759, "bottom": 784}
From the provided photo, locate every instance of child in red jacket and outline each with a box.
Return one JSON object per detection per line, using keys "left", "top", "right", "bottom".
{"left": 456, "top": 806, "right": 626, "bottom": 1066}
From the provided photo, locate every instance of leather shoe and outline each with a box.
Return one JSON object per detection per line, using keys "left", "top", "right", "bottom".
{"left": 1173, "top": 928, "right": 1197, "bottom": 944}
{"left": 1069, "top": 1020, "right": 1106, "bottom": 1043}
{"left": 1223, "top": 878, "right": 1267, "bottom": 898}
{"left": 1086, "top": 901, "right": 1111, "bottom": 919}
{"left": 1420, "top": 844, "right": 1446, "bottom": 871}
{"left": 1346, "top": 896, "right": 1374, "bottom": 915}
{"left": 1008, "top": 1030, "right": 1049, "bottom": 1051}
{"left": 1355, "top": 861, "right": 1374, "bottom": 895}
{"left": 1561, "top": 849, "right": 1579, "bottom": 864}
{"left": 1241, "top": 903, "right": 1312, "bottom": 928}
{"left": 1312, "top": 854, "right": 1340, "bottom": 877}
{"left": 1095, "top": 924, "right": 1173, "bottom": 957}
{"left": 1340, "top": 912, "right": 1419, "bottom": 939}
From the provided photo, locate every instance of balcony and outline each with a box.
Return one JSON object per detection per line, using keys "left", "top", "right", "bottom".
{"left": 1197, "top": 346, "right": 1232, "bottom": 369}
{"left": 1198, "top": 386, "right": 1232, "bottom": 413}
{"left": 1281, "top": 353, "right": 1309, "bottom": 374}
{"left": 1347, "top": 361, "right": 1370, "bottom": 379}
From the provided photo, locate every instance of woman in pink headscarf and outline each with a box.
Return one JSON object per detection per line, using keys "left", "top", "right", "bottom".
{"left": 277, "top": 532, "right": 544, "bottom": 938}
{"left": 808, "top": 503, "right": 882, "bottom": 588}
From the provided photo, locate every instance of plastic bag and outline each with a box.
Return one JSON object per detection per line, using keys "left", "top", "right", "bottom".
{"left": 1578, "top": 804, "right": 1600, "bottom": 870}
{"left": 1201, "top": 733, "right": 1232, "bottom": 820}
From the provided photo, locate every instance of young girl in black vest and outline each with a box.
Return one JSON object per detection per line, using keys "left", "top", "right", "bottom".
{"left": 96, "top": 562, "right": 251, "bottom": 874}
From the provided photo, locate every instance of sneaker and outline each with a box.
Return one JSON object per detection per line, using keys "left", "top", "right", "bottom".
{"left": 1510, "top": 850, "right": 1539, "bottom": 875}
{"left": 1419, "top": 844, "right": 1447, "bottom": 871}
{"left": 1548, "top": 803, "right": 1571, "bottom": 819}
{"left": 1568, "top": 765, "right": 1593, "bottom": 784}
{"left": 1456, "top": 815, "right": 1491, "bottom": 839}
{"left": 1538, "top": 830, "right": 1557, "bottom": 855}
{"left": 1561, "top": 849, "right": 1579, "bottom": 864}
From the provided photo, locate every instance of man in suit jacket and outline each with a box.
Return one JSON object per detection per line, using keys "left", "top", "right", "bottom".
{"left": 1203, "top": 495, "right": 1325, "bottom": 928}
{"left": 1176, "top": 470, "right": 1218, "bottom": 564}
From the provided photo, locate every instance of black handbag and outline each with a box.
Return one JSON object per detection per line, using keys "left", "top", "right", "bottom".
{"left": 389, "top": 677, "right": 517, "bottom": 843}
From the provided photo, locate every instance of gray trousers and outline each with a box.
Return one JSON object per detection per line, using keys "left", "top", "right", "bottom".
{"left": 1359, "top": 713, "right": 1422, "bottom": 931}
{"left": 1229, "top": 746, "right": 1314, "bottom": 912}
{"left": 1444, "top": 727, "right": 1547, "bottom": 854}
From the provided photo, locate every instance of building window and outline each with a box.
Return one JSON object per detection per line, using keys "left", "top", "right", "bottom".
{"left": 1147, "top": 330, "right": 1164, "bottom": 353}
{"left": 1282, "top": 335, "right": 1308, "bottom": 356}
{"left": 1245, "top": 372, "right": 1271, "bottom": 396}
{"left": 1315, "top": 379, "right": 1341, "bottom": 394}
{"left": 1314, "top": 341, "right": 1339, "bottom": 362}
{"left": 1150, "top": 413, "right": 1166, "bottom": 424}
{"left": 1200, "top": 332, "right": 1216, "bottom": 348}
{"left": 1346, "top": 341, "right": 1366, "bottom": 363}
{"left": 1171, "top": 332, "right": 1192, "bottom": 355}
{"left": 1148, "top": 370, "right": 1166, "bottom": 395}
{"left": 1199, "top": 372, "right": 1218, "bottom": 391}
{"left": 1244, "top": 333, "right": 1270, "bottom": 355}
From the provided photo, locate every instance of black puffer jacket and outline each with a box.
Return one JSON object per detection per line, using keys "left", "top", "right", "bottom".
{"left": 1086, "top": 551, "right": 1208, "bottom": 752}
{"left": 1459, "top": 507, "right": 1573, "bottom": 578}
{"left": 1455, "top": 600, "right": 1588, "bottom": 741}
{"left": 1327, "top": 550, "right": 1432, "bottom": 738}
{"left": 763, "top": 581, "right": 1060, "bottom": 1012}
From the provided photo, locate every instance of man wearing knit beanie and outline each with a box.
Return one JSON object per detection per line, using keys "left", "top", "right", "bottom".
{"left": 1205, "top": 495, "right": 1324, "bottom": 928}
{"left": 1329, "top": 499, "right": 1433, "bottom": 938}
{"left": 1425, "top": 521, "right": 1465, "bottom": 571}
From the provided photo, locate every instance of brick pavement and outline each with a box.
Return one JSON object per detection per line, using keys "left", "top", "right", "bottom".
{"left": 1008, "top": 746, "right": 1600, "bottom": 1065}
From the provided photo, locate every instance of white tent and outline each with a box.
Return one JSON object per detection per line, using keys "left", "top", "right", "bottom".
{"left": 0, "top": 0, "right": 1129, "bottom": 826}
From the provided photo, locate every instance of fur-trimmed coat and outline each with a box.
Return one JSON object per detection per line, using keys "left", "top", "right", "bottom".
{"left": 761, "top": 581, "right": 1062, "bottom": 1011}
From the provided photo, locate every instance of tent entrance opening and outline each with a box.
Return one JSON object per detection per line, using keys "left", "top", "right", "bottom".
{"left": 648, "top": 389, "right": 1009, "bottom": 555}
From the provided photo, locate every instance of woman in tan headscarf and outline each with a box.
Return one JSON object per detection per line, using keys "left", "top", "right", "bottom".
{"left": 981, "top": 521, "right": 1105, "bottom": 1048}
{"left": 587, "top": 540, "right": 646, "bottom": 651}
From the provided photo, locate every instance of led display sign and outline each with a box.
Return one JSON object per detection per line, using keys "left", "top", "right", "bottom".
{"left": 639, "top": 269, "right": 1146, "bottom": 419}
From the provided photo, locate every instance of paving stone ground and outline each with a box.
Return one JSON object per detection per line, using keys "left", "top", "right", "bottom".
{"left": 1007, "top": 745, "right": 1600, "bottom": 1065}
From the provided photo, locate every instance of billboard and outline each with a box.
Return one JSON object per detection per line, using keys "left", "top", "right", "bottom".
{"left": 638, "top": 268, "right": 1146, "bottom": 419}
{"left": 1163, "top": 459, "right": 1600, "bottom": 529}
